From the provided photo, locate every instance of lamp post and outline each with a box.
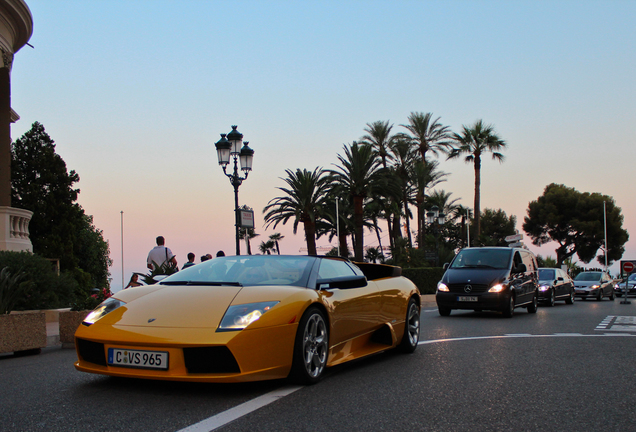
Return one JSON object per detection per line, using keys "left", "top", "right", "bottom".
{"left": 214, "top": 125, "right": 254, "bottom": 255}
{"left": 426, "top": 205, "right": 446, "bottom": 267}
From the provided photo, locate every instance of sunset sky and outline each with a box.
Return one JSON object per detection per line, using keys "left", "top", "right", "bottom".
{"left": 11, "top": 0, "right": 636, "bottom": 290}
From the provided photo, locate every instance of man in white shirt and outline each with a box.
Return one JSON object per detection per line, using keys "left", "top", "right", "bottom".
{"left": 147, "top": 236, "right": 177, "bottom": 271}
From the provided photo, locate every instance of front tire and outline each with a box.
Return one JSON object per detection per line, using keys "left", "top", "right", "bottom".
{"left": 547, "top": 289, "right": 555, "bottom": 307}
{"left": 527, "top": 292, "right": 538, "bottom": 314}
{"left": 290, "top": 307, "right": 329, "bottom": 385}
{"left": 438, "top": 307, "right": 451, "bottom": 317}
{"left": 399, "top": 298, "right": 420, "bottom": 353}
{"left": 610, "top": 290, "right": 615, "bottom": 301}
{"left": 565, "top": 290, "right": 575, "bottom": 305}
{"left": 502, "top": 294, "right": 515, "bottom": 318}
{"left": 597, "top": 289, "right": 603, "bottom": 301}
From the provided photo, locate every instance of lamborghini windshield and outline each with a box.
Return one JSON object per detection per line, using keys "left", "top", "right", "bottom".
{"left": 159, "top": 255, "right": 316, "bottom": 287}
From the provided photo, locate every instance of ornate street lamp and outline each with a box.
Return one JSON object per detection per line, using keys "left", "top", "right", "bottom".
{"left": 215, "top": 125, "right": 254, "bottom": 255}
{"left": 426, "top": 206, "right": 446, "bottom": 266}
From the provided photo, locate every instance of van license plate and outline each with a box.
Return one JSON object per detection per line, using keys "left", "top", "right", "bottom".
{"left": 108, "top": 348, "right": 169, "bottom": 370}
{"left": 458, "top": 296, "right": 478, "bottom": 302}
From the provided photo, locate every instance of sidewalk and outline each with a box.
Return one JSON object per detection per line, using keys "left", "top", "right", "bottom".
{"left": 421, "top": 294, "right": 436, "bottom": 308}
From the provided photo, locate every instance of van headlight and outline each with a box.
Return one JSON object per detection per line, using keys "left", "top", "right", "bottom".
{"left": 488, "top": 283, "right": 505, "bottom": 293}
{"left": 437, "top": 282, "right": 449, "bottom": 292}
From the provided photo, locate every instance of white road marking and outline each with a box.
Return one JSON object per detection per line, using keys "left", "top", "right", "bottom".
{"left": 177, "top": 385, "right": 303, "bottom": 432}
{"left": 595, "top": 316, "right": 636, "bottom": 332}
{"left": 418, "top": 332, "right": 636, "bottom": 345}
{"left": 178, "top": 325, "right": 636, "bottom": 431}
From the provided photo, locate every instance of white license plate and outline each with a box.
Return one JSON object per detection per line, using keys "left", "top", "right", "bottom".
{"left": 108, "top": 348, "right": 169, "bottom": 370}
{"left": 458, "top": 296, "right": 478, "bottom": 302}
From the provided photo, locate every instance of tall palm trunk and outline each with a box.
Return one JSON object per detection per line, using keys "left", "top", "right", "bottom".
{"left": 353, "top": 195, "right": 364, "bottom": 261}
{"left": 303, "top": 218, "right": 318, "bottom": 256}
{"left": 473, "top": 156, "right": 481, "bottom": 237}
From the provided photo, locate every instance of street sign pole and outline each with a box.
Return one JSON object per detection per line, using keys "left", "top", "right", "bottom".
{"left": 620, "top": 260, "right": 635, "bottom": 305}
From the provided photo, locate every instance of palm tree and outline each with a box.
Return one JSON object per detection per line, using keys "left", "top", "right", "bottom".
{"left": 401, "top": 112, "right": 452, "bottom": 161}
{"left": 389, "top": 137, "right": 417, "bottom": 247}
{"left": 425, "top": 189, "right": 461, "bottom": 219}
{"left": 263, "top": 168, "right": 331, "bottom": 256}
{"left": 410, "top": 159, "right": 448, "bottom": 248}
{"left": 259, "top": 240, "right": 276, "bottom": 255}
{"left": 360, "top": 120, "right": 396, "bottom": 169}
{"left": 269, "top": 233, "right": 284, "bottom": 255}
{"left": 360, "top": 120, "right": 397, "bottom": 242}
{"left": 328, "top": 142, "right": 385, "bottom": 261}
{"left": 447, "top": 120, "right": 507, "bottom": 237}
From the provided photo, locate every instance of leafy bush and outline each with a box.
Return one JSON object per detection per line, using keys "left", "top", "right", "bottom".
{"left": 71, "top": 287, "right": 112, "bottom": 311}
{"left": 402, "top": 267, "right": 446, "bottom": 294}
{"left": 0, "top": 251, "right": 78, "bottom": 311}
{"left": 0, "top": 267, "right": 27, "bottom": 314}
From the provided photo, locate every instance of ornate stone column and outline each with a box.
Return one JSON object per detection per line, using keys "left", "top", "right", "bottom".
{"left": 0, "top": 0, "right": 33, "bottom": 252}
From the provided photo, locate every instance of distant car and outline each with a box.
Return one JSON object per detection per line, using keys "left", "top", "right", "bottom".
{"left": 538, "top": 268, "right": 574, "bottom": 306}
{"left": 615, "top": 273, "right": 636, "bottom": 297}
{"left": 436, "top": 247, "right": 539, "bottom": 318}
{"left": 573, "top": 271, "right": 615, "bottom": 301}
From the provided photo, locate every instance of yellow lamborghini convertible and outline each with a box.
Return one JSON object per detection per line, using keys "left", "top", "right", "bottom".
{"left": 75, "top": 255, "right": 421, "bottom": 384}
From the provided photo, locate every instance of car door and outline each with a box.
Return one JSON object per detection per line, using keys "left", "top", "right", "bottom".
{"left": 316, "top": 259, "right": 381, "bottom": 346}
{"left": 554, "top": 269, "right": 566, "bottom": 297}
{"left": 602, "top": 273, "right": 613, "bottom": 295}
{"left": 511, "top": 251, "right": 530, "bottom": 305}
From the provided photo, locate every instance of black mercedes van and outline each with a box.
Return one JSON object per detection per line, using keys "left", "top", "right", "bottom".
{"left": 435, "top": 247, "right": 539, "bottom": 318}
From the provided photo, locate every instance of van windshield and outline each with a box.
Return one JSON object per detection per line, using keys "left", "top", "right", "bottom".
{"left": 450, "top": 249, "right": 512, "bottom": 270}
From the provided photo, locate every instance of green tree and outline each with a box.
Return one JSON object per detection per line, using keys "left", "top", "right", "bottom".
{"left": 523, "top": 183, "right": 629, "bottom": 266}
{"left": 476, "top": 208, "right": 517, "bottom": 246}
{"left": 401, "top": 112, "right": 452, "bottom": 161}
{"left": 269, "top": 232, "right": 284, "bottom": 255}
{"left": 447, "top": 120, "right": 507, "bottom": 237}
{"left": 259, "top": 239, "right": 276, "bottom": 255}
{"left": 263, "top": 168, "right": 331, "bottom": 256}
{"left": 329, "top": 142, "right": 386, "bottom": 261}
{"left": 11, "top": 122, "right": 111, "bottom": 290}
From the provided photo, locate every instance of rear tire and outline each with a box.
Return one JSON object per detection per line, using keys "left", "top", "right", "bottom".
{"left": 399, "top": 298, "right": 420, "bottom": 353}
{"left": 289, "top": 307, "right": 329, "bottom": 385}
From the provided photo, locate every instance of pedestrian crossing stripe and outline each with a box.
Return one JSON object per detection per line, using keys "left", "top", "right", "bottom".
{"left": 596, "top": 315, "right": 636, "bottom": 332}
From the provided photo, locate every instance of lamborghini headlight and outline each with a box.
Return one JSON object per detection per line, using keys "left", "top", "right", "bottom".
{"left": 218, "top": 301, "right": 279, "bottom": 331}
{"left": 83, "top": 298, "right": 126, "bottom": 326}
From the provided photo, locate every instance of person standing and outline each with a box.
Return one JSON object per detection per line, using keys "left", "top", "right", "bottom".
{"left": 182, "top": 252, "right": 196, "bottom": 269}
{"left": 147, "top": 236, "right": 177, "bottom": 272}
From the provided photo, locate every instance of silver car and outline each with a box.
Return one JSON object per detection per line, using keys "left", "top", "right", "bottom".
{"left": 573, "top": 271, "right": 615, "bottom": 301}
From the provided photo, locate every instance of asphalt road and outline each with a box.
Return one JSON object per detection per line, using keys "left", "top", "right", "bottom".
{"left": 2, "top": 297, "right": 636, "bottom": 431}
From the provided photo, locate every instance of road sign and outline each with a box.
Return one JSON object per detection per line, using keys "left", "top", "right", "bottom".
{"left": 508, "top": 242, "right": 524, "bottom": 248}
{"left": 505, "top": 234, "right": 523, "bottom": 242}
{"left": 622, "top": 261, "right": 636, "bottom": 274}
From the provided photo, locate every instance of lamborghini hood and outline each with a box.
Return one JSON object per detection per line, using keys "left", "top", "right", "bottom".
{"left": 111, "top": 284, "right": 305, "bottom": 329}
